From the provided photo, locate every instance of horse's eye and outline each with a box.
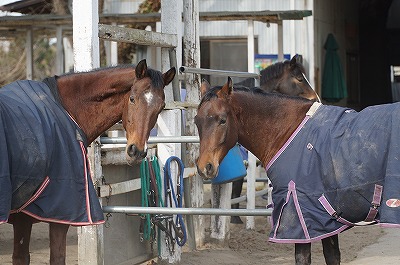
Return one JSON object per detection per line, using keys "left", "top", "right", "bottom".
{"left": 219, "top": 118, "right": 226, "bottom": 125}
{"left": 295, "top": 75, "right": 304, "bottom": 82}
{"left": 129, "top": 95, "right": 135, "bottom": 104}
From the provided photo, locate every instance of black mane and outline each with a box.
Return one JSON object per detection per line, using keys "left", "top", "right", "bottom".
{"left": 198, "top": 83, "right": 309, "bottom": 108}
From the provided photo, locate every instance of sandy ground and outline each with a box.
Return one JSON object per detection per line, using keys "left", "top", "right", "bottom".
{"left": 1, "top": 193, "right": 399, "bottom": 264}
{"left": 1, "top": 214, "right": 396, "bottom": 265}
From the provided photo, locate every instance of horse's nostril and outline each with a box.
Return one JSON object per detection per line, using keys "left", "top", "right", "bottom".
{"left": 127, "top": 144, "right": 147, "bottom": 160}
{"left": 127, "top": 144, "right": 138, "bottom": 158}
{"left": 205, "top": 163, "right": 213, "bottom": 175}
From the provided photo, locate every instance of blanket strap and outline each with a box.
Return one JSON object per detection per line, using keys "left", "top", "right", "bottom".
{"left": 318, "top": 195, "right": 354, "bottom": 226}
{"left": 364, "top": 184, "right": 383, "bottom": 222}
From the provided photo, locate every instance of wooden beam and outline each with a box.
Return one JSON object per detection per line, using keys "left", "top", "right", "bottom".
{"left": 98, "top": 24, "right": 177, "bottom": 48}
{"left": 98, "top": 167, "right": 196, "bottom": 197}
{"left": 0, "top": 10, "right": 312, "bottom": 31}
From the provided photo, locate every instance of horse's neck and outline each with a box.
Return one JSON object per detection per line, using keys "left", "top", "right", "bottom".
{"left": 234, "top": 93, "right": 312, "bottom": 167}
{"left": 56, "top": 67, "right": 135, "bottom": 143}
{"left": 260, "top": 77, "right": 279, "bottom": 92}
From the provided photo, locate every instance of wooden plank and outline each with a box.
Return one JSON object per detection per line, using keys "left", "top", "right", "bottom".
{"left": 199, "top": 10, "right": 312, "bottom": 22}
{"left": 99, "top": 178, "right": 141, "bottom": 198}
{"left": 0, "top": 10, "right": 312, "bottom": 31}
{"left": 98, "top": 167, "right": 196, "bottom": 197}
{"left": 98, "top": 24, "right": 178, "bottom": 48}
{"left": 25, "top": 28, "right": 32, "bottom": 79}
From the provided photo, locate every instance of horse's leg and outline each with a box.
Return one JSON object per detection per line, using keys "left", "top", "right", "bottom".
{"left": 12, "top": 213, "right": 33, "bottom": 265}
{"left": 231, "top": 178, "right": 244, "bottom": 224}
{"left": 295, "top": 243, "right": 311, "bottom": 265}
{"left": 322, "top": 235, "right": 341, "bottom": 265}
{"left": 49, "top": 222, "right": 70, "bottom": 265}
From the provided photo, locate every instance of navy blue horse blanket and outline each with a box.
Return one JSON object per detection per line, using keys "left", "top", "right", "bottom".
{"left": 0, "top": 79, "right": 104, "bottom": 225}
{"left": 266, "top": 102, "right": 400, "bottom": 243}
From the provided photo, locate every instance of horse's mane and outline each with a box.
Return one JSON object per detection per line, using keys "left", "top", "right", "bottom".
{"left": 58, "top": 64, "right": 165, "bottom": 88}
{"left": 259, "top": 60, "right": 305, "bottom": 85}
{"left": 235, "top": 59, "right": 306, "bottom": 88}
{"left": 198, "top": 84, "right": 309, "bottom": 108}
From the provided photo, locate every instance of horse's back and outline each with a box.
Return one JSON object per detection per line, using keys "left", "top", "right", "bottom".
{"left": 0, "top": 81, "right": 53, "bottom": 212}
{"left": 267, "top": 102, "right": 400, "bottom": 242}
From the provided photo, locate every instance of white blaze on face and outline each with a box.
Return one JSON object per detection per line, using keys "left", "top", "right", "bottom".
{"left": 144, "top": 91, "right": 154, "bottom": 105}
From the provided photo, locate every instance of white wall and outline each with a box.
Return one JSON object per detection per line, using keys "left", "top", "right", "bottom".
{"left": 199, "top": 0, "right": 314, "bottom": 84}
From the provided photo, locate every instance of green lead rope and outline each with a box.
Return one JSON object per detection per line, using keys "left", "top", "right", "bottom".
{"left": 140, "top": 156, "right": 164, "bottom": 254}
{"left": 140, "top": 159, "right": 151, "bottom": 241}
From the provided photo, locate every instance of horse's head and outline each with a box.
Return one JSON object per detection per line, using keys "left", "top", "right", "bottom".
{"left": 194, "top": 77, "right": 238, "bottom": 179}
{"left": 122, "top": 59, "right": 176, "bottom": 164}
{"left": 261, "top": 55, "right": 321, "bottom": 102}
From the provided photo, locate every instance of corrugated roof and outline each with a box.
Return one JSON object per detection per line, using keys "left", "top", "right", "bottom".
{"left": 0, "top": 0, "right": 52, "bottom": 15}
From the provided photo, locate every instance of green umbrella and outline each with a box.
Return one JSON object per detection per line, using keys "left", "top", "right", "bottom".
{"left": 322, "top": 33, "right": 348, "bottom": 102}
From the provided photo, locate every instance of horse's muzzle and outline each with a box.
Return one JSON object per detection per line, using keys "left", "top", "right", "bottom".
{"left": 196, "top": 162, "right": 218, "bottom": 180}
{"left": 126, "top": 144, "right": 147, "bottom": 164}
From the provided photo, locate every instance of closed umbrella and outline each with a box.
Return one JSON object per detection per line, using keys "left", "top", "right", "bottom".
{"left": 322, "top": 33, "right": 348, "bottom": 102}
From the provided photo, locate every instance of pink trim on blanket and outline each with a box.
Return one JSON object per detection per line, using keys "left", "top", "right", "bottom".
{"left": 269, "top": 225, "right": 349, "bottom": 244}
{"left": 20, "top": 210, "right": 105, "bottom": 226}
{"left": 80, "top": 141, "right": 93, "bottom": 224}
{"left": 9, "top": 176, "right": 50, "bottom": 215}
{"left": 265, "top": 116, "right": 310, "bottom": 171}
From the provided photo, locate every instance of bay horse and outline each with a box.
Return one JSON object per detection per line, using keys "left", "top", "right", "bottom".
{"left": 232, "top": 55, "right": 320, "bottom": 224}
{"left": 0, "top": 59, "right": 175, "bottom": 265}
{"left": 233, "top": 55, "right": 339, "bottom": 264}
{"left": 194, "top": 77, "right": 400, "bottom": 265}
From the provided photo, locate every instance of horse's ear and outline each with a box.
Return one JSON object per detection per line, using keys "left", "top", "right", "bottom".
{"left": 200, "top": 78, "right": 211, "bottom": 97}
{"left": 217, "top": 77, "right": 233, "bottom": 98}
{"left": 162, "top": 67, "right": 176, "bottom": 86}
{"left": 135, "top": 59, "right": 148, "bottom": 79}
{"left": 290, "top": 55, "right": 298, "bottom": 67}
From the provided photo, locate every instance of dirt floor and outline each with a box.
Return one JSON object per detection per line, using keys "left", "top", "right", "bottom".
{"left": 0, "top": 186, "right": 394, "bottom": 264}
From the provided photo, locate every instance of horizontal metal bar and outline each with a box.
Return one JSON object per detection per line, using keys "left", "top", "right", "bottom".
{"left": 203, "top": 178, "right": 269, "bottom": 184}
{"left": 100, "top": 136, "right": 199, "bottom": 144}
{"left": 102, "top": 206, "right": 272, "bottom": 216}
{"left": 231, "top": 188, "right": 269, "bottom": 205}
{"left": 179, "top": 66, "right": 260, "bottom": 78}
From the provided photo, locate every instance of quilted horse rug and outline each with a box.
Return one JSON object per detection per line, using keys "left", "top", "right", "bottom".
{"left": 0, "top": 78, "right": 104, "bottom": 225}
{"left": 266, "top": 102, "right": 400, "bottom": 243}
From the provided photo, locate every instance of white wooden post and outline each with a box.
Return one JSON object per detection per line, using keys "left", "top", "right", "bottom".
{"left": 277, "top": 21, "right": 284, "bottom": 61}
{"left": 182, "top": 0, "right": 204, "bottom": 250}
{"left": 105, "top": 22, "right": 118, "bottom": 66}
{"left": 210, "top": 183, "right": 232, "bottom": 243}
{"left": 246, "top": 20, "right": 256, "bottom": 230}
{"left": 73, "top": 1, "right": 103, "bottom": 264}
{"left": 158, "top": 0, "right": 182, "bottom": 263}
{"left": 26, "top": 28, "right": 33, "bottom": 80}
{"left": 56, "top": 26, "right": 64, "bottom": 75}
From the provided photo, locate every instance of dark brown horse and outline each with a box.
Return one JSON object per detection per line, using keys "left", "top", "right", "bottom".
{"left": 235, "top": 54, "right": 320, "bottom": 102}
{"left": 0, "top": 59, "right": 175, "bottom": 265}
{"left": 194, "top": 78, "right": 400, "bottom": 264}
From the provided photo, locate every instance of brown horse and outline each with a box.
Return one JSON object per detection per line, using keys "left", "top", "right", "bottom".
{"left": 195, "top": 78, "right": 400, "bottom": 264}
{"left": 233, "top": 56, "right": 337, "bottom": 264}
{"left": 232, "top": 55, "right": 320, "bottom": 224}
{"left": 0, "top": 59, "right": 175, "bottom": 265}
